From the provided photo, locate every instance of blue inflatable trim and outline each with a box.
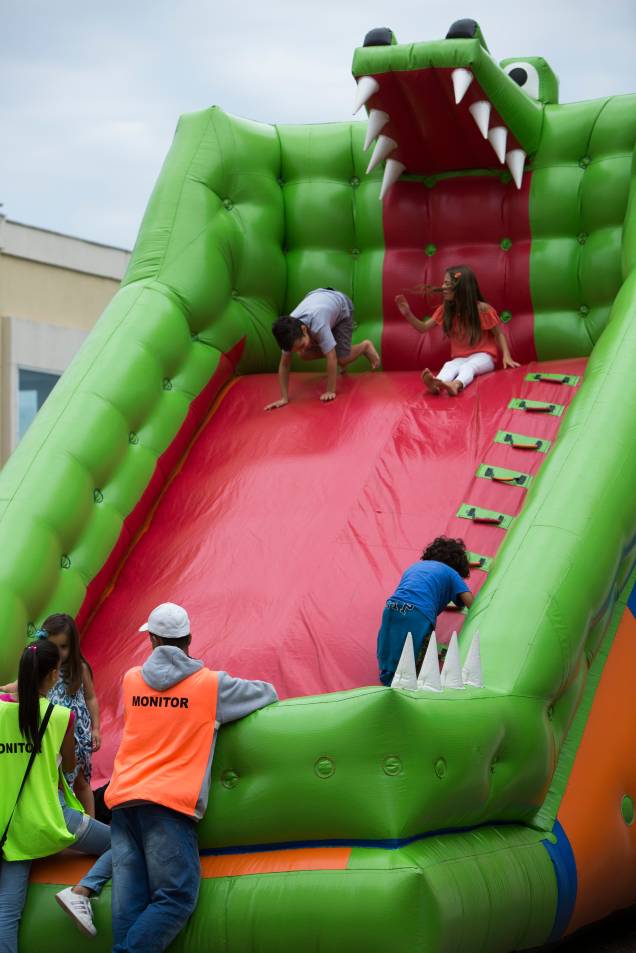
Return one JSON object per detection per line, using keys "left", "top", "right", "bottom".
{"left": 542, "top": 820, "right": 578, "bottom": 941}
{"left": 200, "top": 819, "right": 526, "bottom": 856}
{"left": 627, "top": 577, "right": 636, "bottom": 618}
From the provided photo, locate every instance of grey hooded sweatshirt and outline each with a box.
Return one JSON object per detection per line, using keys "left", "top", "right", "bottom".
{"left": 134, "top": 645, "right": 277, "bottom": 820}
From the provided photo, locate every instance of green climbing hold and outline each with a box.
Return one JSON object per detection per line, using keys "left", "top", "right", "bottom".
{"left": 621, "top": 795, "right": 634, "bottom": 826}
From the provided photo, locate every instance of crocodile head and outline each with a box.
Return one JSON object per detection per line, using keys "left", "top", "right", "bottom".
{"left": 352, "top": 18, "right": 559, "bottom": 197}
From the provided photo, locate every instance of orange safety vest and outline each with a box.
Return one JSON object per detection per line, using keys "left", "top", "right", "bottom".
{"left": 106, "top": 666, "right": 218, "bottom": 818}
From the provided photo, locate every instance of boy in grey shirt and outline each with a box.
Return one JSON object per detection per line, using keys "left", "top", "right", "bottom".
{"left": 265, "top": 288, "right": 380, "bottom": 409}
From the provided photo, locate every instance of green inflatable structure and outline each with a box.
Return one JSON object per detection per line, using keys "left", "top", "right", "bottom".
{"left": 3, "top": 17, "right": 636, "bottom": 953}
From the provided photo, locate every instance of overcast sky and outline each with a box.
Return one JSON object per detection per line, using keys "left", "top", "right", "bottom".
{"left": 3, "top": 0, "right": 635, "bottom": 249}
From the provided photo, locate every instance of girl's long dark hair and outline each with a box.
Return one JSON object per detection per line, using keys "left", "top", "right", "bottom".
{"left": 442, "top": 265, "right": 487, "bottom": 347}
{"left": 42, "top": 613, "right": 91, "bottom": 695}
{"left": 17, "top": 640, "right": 60, "bottom": 751}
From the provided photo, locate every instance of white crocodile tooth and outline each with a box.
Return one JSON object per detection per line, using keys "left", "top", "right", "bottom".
{"left": 506, "top": 149, "right": 526, "bottom": 189}
{"left": 366, "top": 134, "right": 397, "bottom": 174}
{"left": 379, "top": 159, "right": 406, "bottom": 200}
{"left": 416, "top": 631, "right": 442, "bottom": 692}
{"left": 468, "top": 100, "right": 491, "bottom": 138}
{"left": 363, "top": 109, "right": 390, "bottom": 151}
{"left": 487, "top": 126, "right": 508, "bottom": 164}
{"left": 391, "top": 632, "right": 417, "bottom": 690}
{"left": 462, "top": 632, "right": 484, "bottom": 688}
{"left": 451, "top": 68, "right": 473, "bottom": 104}
{"left": 353, "top": 76, "right": 380, "bottom": 115}
{"left": 441, "top": 632, "right": 465, "bottom": 690}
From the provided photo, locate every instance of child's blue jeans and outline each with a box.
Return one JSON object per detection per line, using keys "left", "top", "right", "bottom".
{"left": 377, "top": 599, "right": 433, "bottom": 685}
{"left": 0, "top": 798, "right": 111, "bottom": 953}
{"left": 111, "top": 804, "right": 200, "bottom": 953}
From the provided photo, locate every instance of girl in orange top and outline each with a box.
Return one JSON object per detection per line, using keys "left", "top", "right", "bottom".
{"left": 396, "top": 265, "right": 519, "bottom": 396}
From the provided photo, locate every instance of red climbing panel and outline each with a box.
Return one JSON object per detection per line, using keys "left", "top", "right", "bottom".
{"left": 86, "top": 362, "right": 585, "bottom": 784}
{"left": 380, "top": 174, "right": 535, "bottom": 372}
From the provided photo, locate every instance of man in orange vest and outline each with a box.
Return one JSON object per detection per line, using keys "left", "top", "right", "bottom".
{"left": 105, "top": 602, "right": 277, "bottom": 953}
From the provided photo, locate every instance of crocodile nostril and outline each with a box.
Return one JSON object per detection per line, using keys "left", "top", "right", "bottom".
{"left": 445, "top": 18, "right": 480, "bottom": 39}
{"left": 363, "top": 27, "right": 394, "bottom": 47}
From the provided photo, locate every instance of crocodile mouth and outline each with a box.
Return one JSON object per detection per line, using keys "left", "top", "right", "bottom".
{"left": 354, "top": 66, "right": 528, "bottom": 198}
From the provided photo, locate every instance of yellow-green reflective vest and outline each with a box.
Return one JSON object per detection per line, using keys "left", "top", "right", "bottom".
{"left": 0, "top": 697, "right": 77, "bottom": 861}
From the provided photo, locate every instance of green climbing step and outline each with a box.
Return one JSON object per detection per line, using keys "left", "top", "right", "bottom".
{"left": 494, "top": 431, "right": 551, "bottom": 453}
{"left": 525, "top": 371, "right": 580, "bottom": 386}
{"left": 476, "top": 464, "right": 532, "bottom": 487}
{"left": 457, "top": 504, "right": 514, "bottom": 529}
{"left": 509, "top": 398, "right": 564, "bottom": 416}
{"left": 467, "top": 551, "right": 493, "bottom": 572}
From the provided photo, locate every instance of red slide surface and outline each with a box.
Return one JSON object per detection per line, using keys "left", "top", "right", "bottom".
{"left": 87, "top": 363, "right": 585, "bottom": 784}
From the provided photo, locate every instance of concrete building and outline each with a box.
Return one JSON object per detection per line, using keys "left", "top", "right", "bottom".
{"left": 0, "top": 215, "right": 130, "bottom": 464}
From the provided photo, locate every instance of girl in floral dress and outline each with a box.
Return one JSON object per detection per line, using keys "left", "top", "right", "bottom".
{"left": 43, "top": 613, "right": 100, "bottom": 817}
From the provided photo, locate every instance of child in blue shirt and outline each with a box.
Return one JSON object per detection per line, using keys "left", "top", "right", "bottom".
{"left": 377, "top": 536, "right": 474, "bottom": 685}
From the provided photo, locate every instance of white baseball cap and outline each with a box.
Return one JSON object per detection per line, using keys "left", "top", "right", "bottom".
{"left": 139, "top": 603, "right": 191, "bottom": 639}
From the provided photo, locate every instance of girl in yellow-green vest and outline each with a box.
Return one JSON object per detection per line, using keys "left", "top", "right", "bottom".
{"left": 0, "top": 640, "right": 111, "bottom": 950}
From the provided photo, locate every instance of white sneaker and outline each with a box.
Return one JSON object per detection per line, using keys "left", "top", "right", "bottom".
{"left": 55, "top": 887, "right": 97, "bottom": 937}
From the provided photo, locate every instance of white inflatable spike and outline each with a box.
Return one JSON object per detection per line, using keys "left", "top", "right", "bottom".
{"left": 487, "top": 126, "right": 507, "bottom": 163}
{"left": 363, "top": 109, "right": 390, "bottom": 151}
{"left": 468, "top": 100, "right": 491, "bottom": 138}
{"left": 353, "top": 76, "right": 380, "bottom": 115}
{"left": 506, "top": 148, "right": 526, "bottom": 189}
{"left": 391, "top": 632, "right": 417, "bottom": 690}
{"left": 451, "top": 68, "right": 473, "bottom": 104}
{"left": 440, "top": 632, "right": 465, "bottom": 690}
{"left": 379, "top": 158, "right": 406, "bottom": 200}
{"left": 416, "top": 631, "right": 442, "bottom": 692}
{"left": 366, "top": 134, "right": 397, "bottom": 174}
{"left": 462, "top": 632, "right": 483, "bottom": 688}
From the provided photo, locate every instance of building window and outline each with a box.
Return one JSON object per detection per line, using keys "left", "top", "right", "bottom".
{"left": 18, "top": 368, "right": 60, "bottom": 439}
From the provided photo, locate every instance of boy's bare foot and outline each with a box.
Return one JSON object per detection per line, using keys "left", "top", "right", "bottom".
{"left": 421, "top": 368, "right": 441, "bottom": 394}
{"left": 362, "top": 340, "right": 380, "bottom": 369}
{"left": 437, "top": 379, "right": 463, "bottom": 396}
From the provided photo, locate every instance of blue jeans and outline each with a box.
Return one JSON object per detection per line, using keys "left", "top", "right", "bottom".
{"left": 61, "top": 796, "right": 112, "bottom": 893}
{"left": 377, "top": 600, "right": 433, "bottom": 685}
{"left": 0, "top": 798, "right": 111, "bottom": 953}
{"left": 111, "top": 805, "right": 200, "bottom": 953}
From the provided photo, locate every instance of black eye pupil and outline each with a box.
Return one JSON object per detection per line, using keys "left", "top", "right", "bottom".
{"left": 509, "top": 67, "right": 528, "bottom": 86}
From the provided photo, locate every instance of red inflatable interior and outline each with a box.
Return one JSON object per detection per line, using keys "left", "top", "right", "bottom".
{"left": 380, "top": 176, "right": 535, "bottom": 371}
{"left": 368, "top": 65, "right": 535, "bottom": 372}
{"left": 87, "top": 362, "right": 585, "bottom": 784}
{"left": 365, "top": 68, "right": 524, "bottom": 176}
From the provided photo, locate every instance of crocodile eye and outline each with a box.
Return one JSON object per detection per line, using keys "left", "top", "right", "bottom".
{"left": 504, "top": 61, "right": 540, "bottom": 99}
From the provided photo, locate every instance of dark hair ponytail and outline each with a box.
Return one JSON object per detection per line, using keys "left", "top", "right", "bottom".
{"left": 442, "top": 265, "right": 487, "bottom": 347}
{"left": 17, "top": 641, "right": 60, "bottom": 751}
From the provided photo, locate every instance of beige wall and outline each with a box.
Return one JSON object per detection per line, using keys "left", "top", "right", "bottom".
{"left": 0, "top": 255, "right": 122, "bottom": 331}
{"left": 0, "top": 315, "right": 89, "bottom": 463}
{"left": 0, "top": 218, "right": 130, "bottom": 465}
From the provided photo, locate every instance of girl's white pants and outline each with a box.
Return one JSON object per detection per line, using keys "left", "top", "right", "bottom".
{"left": 437, "top": 352, "right": 495, "bottom": 389}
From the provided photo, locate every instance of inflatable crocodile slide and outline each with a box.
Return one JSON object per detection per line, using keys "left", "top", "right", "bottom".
{"left": 3, "top": 16, "right": 636, "bottom": 953}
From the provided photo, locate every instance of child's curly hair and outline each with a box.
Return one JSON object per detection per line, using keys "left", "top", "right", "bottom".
{"left": 421, "top": 536, "right": 470, "bottom": 578}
